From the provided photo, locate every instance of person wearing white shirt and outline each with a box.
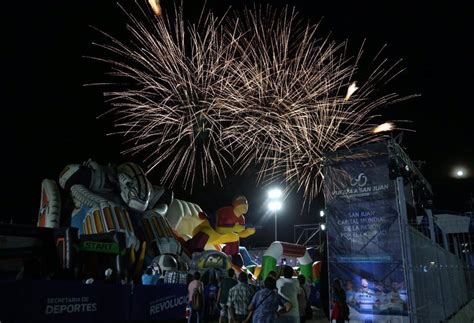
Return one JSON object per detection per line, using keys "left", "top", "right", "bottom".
{"left": 276, "top": 266, "right": 301, "bottom": 323}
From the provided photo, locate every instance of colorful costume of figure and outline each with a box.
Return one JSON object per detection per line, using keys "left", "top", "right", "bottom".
{"left": 215, "top": 196, "right": 255, "bottom": 264}
{"left": 37, "top": 159, "right": 256, "bottom": 279}
{"left": 184, "top": 196, "right": 255, "bottom": 267}
{"left": 184, "top": 212, "right": 238, "bottom": 252}
{"left": 37, "top": 159, "right": 189, "bottom": 279}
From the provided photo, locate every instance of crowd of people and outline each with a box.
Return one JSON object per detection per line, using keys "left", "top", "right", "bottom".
{"left": 187, "top": 266, "right": 312, "bottom": 323}
{"left": 343, "top": 277, "right": 407, "bottom": 312}
{"left": 329, "top": 276, "right": 408, "bottom": 322}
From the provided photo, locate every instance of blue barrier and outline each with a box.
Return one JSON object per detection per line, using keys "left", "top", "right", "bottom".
{"left": 0, "top": 280, "right": 189, "bottom": 322}
{"left": 132, "top": 284, "right": 188, "bottom": 320}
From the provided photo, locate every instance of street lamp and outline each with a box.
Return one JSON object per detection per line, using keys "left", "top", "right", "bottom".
{"left": 267, "top": 188, "right": 283, "bottom": 241}
{"left": 268, "top": 188, "right": 283, "bottom": 199}
{"left": 452, "top": 166, "right": 468, "bottom": 178}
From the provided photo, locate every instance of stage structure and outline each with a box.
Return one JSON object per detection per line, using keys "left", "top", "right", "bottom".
{"left": 294, "top": 223, "right": 324, "bottom": 247}
{"left": 323, "top": 140, "right": 469, "bottom": 322}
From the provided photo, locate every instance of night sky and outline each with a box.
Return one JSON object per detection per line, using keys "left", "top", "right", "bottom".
{"left": 3, "top": 0, "right": 473, "bottom": 246}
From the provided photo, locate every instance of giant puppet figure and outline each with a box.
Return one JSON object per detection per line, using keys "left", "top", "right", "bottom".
{"left": 183, "top": 196, "right": 256, "bottom": 266}
{"left": 216, "top": 196, "right": 255, "bottom": 261}
{"left": 38, "top": 159, "right": 192, "bottom": 277}
{"left": 38, "top": 159, "right": 256, "bottom": 276}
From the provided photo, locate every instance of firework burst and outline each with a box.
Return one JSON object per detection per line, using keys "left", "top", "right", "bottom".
{"left": 92, "top": 3, "right": 244, "bottom": 190}
{"left": 94, "top": 2, "right": 413, "bottom": 206}
{"left": 218, "top": 5, "right": 412, "bottom": 208}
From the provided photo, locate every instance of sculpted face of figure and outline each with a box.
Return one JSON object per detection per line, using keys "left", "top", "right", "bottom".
{"left": 117, "top": 163, "right": 152, "bottom": 212}
{"left": 232, "top": 196, "right": 248, "bottom": 216}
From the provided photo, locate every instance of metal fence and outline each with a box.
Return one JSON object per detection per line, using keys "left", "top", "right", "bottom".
{"left": 406, "top": 225, "right": 473, "bottom": 322}
{"left": 394, "top": 169, "right": 474, "bottom": 322}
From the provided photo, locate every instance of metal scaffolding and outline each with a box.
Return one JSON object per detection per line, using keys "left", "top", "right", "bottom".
{"left": 293, "top": 223, "right": 324, "bottom": 247}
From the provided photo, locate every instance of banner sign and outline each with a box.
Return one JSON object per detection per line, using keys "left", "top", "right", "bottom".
{"left": 131, "top": 284, "right": 188, "bottom": 320}
{"left": 2, "top": 281, "right": 132, "bottom": 322}
{"left": 324, "top": 143, "right": 409, "bottom": 322}
{"left": 0, "top": 281, "right": 192, "bottom": 322}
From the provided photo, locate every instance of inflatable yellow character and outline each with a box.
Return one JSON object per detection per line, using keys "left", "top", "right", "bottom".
{"left": 187, "top": 212, "right": 238, "bottom": 248}
{"left": 215, "top": 196, "right": 255, "bottom": 263}
{"left": 184, "top": 196, "right": 255, "bottom": 267}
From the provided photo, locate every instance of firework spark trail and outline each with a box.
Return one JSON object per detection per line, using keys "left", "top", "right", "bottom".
{"left": 220, "top": 5, "right": 412, "bottom": 208}
{"left": 92, "top": 3, "right": 245, "bottom": 190}
{"left": 94, "top": 2, "right": 412, "bottom": 206}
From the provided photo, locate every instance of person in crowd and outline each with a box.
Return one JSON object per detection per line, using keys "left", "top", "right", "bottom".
{"left": 355, "top": 277, "right": 375, "bottom": 311}
{"left": 247, "top": 273, "right": 258, "bottom": 295}
{"left": 206, "top": 271, "right": 220, "bottom": 320}
{"left": 387, "top": 281, "right": 403, "bottom": 308}
{"left": 373, "top": 280, "right": 387, "bottom": 309}
{"left": 246, "top": 277, "right": 292, "bottom": 323}
{"left": 297, "top": 275, "right": 311, "bottom": 323}
{"left": 187, "top": 273, "right": 195, "bottom": 285}
{"left": 345, "top": 280, "right": 356, "bottom": 305}
{"left": 276, "top": 266, "right": 300, "bottom": 323}
{"left": 331, "top": 279, "right": 349, "bottom": 323}
{"left": 268, "top": 270, "right": 278, "bottom": 280}
{"left": 217, "top": 268, "right": 237, "bottom": 323}
{"left": 228, "top": 272, "right": 255, "bottom": 322}
{"left": 358, "top": 278, "right": 372, "bottom": 294}
{"left": 398, "top": 280, "right": 408, "bottom": 303}
{"left": 188, "top": 271, "right": 204, "bottom": 323}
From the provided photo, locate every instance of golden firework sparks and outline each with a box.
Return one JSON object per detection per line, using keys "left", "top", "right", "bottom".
{"left": 373, "top": 122, "right": 395, "bottom": 133}
{"left": 344, "top": 82, "right": 359, "bottom": 101}
{"left": 148, "top": 0, "right": 162, "bottom": 17}
{"left": 93, "top": 3, "right": 411, "bottom": 206}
